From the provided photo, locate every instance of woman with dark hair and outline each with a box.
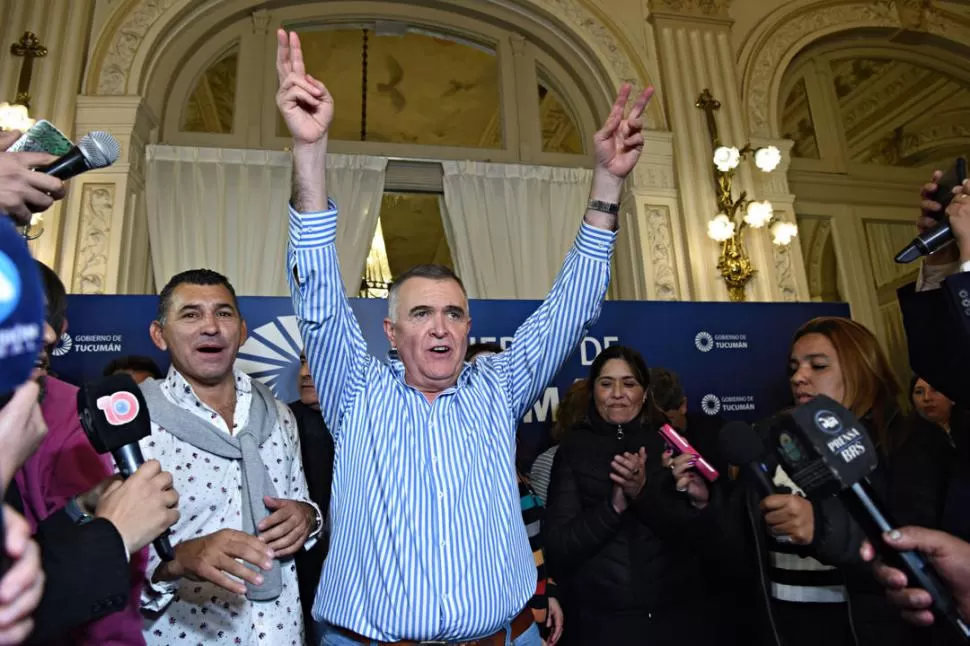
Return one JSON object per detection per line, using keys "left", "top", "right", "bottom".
{"left": 544, "top": 345, "right": 731, "bottom": 645}
{"left": 894, "top": 375, "right": 970, "bottom": 551}
{"left": 685, "top": 316, "right": 911, "bottom": 646}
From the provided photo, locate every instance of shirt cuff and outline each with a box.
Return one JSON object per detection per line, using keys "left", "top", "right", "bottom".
{"left": 142, "top": 571, "right": 180, "bottom": 613}
{"left": 288, "top": 199, "right": 338, "bottom": 250}
{"left": 916, "top": 260, "right": 959, "bottom": 292}
{"left": 574, "top": 222, "right": 616, "bottom": 262}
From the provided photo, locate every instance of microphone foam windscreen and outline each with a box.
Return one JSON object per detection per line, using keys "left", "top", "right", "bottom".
{"left": 78, "top": 131, "right": 121, "bottom": 168}
{"left": 0, "top": 218, "right": 44, "bottom": 398}
{"left": 77, "top": 372, "right": 151, "bottom": 453}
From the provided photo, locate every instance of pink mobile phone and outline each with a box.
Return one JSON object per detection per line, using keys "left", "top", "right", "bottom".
{"left": 659, "top": 423, "right": 720, "bottom": 482}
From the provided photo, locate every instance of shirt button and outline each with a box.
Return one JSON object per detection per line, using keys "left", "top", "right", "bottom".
{"left": 438, "top": 491, "right": 444, "bottom": 499}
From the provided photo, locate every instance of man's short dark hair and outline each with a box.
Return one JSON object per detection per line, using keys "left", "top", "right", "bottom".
{"left": 466, "top": 342, "right": 502, "bottom": 362}
{"left": 35, "top": 260, "right": 67, "bottom": 334}
{"left": 103, "top": 355, "right": 163, "bottom": 379}
{"left": 157, "top": 268, "right": 239, "bottom": 323}
{"left": 650, "top": 366, "right": 685, "bottom": 411}
{"left": 387, "top": 264, "right": 466, "bottom": 321}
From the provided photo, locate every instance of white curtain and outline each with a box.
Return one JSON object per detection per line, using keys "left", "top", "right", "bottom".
{"left": 145, "top": 146, "right": 387, "bottom": 295}
{"left": 440, "top": 161, "right": 593, "bottom": 299}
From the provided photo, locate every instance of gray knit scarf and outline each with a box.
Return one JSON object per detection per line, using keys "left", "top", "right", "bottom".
{"left": 140, "top": 377, "right": 282, "bottom": 600}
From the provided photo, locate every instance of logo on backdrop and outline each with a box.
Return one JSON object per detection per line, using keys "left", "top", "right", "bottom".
{"left": 235, "top": 315, "right": 303, "bottom": 401}
{"left": 0, "top": 250, "right": 20, "bottom": 324}
{"left": 96, "top": 391, "right": 140, "bottom": 426}
{"left": 701, "top": 393, "right": 756, "bottom": 416}
{"left": 701, "top": 394, "right": 721, "bottom": 415}
{"left": 694, "top": 332, "right": 714, "bottom": 352}
{"left": 814, "top": 409, "right": 843, "bottom": 435}
{"left": 53, "top": 333, "right": 122, "bottom": 355}
{"left": 694, "top": 330, "right": 749, "bottom": 353}
{"left": 52, "top": 333, "right": 73, "bottom": 357}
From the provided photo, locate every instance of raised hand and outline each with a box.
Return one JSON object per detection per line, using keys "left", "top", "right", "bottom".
{"left": 593, "top": 84, "right": 654, "bottom": 181}
{"left": 275, "top": 29, "right": 333, "bottom": 147}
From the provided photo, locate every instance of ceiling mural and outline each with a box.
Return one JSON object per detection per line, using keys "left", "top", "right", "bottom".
{"left": 782, "top": 52, "right": 970, "bottom": 168}
{"left": 182, "top": 46, "right": 238, "bottom": 133}
{"left": 182, "top": 27, "right": 583, "bottom": 155}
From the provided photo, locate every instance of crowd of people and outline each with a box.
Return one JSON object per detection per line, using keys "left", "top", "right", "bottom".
{"left": 0, "top": 26, "right": 969, "bottom": 646}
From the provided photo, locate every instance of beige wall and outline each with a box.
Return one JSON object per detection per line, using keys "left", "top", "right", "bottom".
{"left": 2, "top": 0, "right": 968, "bottom": 377}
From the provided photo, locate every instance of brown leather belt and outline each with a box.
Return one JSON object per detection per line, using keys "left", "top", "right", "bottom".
{"left": 333, "top": 607, "right": 535, "bottom": 645}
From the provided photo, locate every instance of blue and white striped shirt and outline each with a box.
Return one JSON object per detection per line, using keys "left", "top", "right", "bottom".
{"left": 287, "top": 202, "right": 614, "bottom": 641}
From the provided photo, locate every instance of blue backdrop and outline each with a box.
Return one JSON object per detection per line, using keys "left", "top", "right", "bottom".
{"left": 52, "top": 296, "right": 849, "bottom": 464}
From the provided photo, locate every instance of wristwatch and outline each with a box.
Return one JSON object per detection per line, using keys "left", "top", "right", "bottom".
{"left": 65, "top": 496, "right": 95, "bottom": 525}
{"left": 308, "top": 504, "right": 324, "bottom": 538}
{"left": 587, "top": 199, "right": 620, "bottom": 216}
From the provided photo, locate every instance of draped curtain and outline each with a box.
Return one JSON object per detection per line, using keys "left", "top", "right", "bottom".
{"left": 145, "top": 146, "right": 387, "bottom": 295}
{"left": 440, "top": 161, "right": 593, "bottom": 299}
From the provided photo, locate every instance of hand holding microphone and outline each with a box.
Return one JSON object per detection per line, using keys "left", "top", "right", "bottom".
{"left": 862, "top": 526, "right": 970, "bottom": 629}
{"left": 78, "top": 373, "right": 178, "bottom": 561}
{"left": 92, "top": 460, "right": 180, "bottom": 555}
{"left": 768, "top": 396, "right": 970, "bottom": 640}
{"left": 0, "top": 127, "right": 120, "bottom": 227}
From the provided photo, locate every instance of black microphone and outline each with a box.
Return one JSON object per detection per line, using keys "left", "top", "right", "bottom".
{"left": 719, "top": 420, "right": 777, "bottom": 498}
{"left": 895, "top": 218, "right": 955, "bottom": 264}
{"left": 37, "top": 132, "right": 121, "bottom": 181}
{"left": 767, "top": 395, "right": 970, "bottom": 640}
{"left": 77, "top": 373, "right": 174, "bottom": 562}
{"left": 896, "top": 157, "right": 968, "bottom": 264}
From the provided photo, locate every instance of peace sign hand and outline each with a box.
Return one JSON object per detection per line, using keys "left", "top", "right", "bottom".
{"left": 275, "top": 29, "right": 334, "bottom": 146}
{"left": 593, "top": 84, "right": 654, "bottom": 181}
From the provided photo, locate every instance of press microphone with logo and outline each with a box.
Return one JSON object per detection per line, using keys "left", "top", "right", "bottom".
{"left": 767, "top": 395, "right": 970, "bottom": 640}
{"left": 37, "top": 131, "right": 121, "bottom": 181}
{"left": 719, "top": 420, "right": 777, "bottom": 498}
{"left": 77, "top": 373, "right": 174, "bottom": 562}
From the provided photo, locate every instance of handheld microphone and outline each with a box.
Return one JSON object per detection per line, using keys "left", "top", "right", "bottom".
{"left": 37, "top": 132, "right": 121, "bottom": 181}
{"left": 895, "top": 157, "right": 968, "bottom": 264}
{"left": 767, "top": 396, "right": 970, "bottom": 640}
{"left": 719, "top": 420, "right": 777, "bottom": 498}
{"left": 77, "top": 373, "right": 174, "bottom": 562}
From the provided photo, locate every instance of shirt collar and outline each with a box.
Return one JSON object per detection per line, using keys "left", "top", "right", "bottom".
{"left": 162, "top": 365, "right": 250, "bottom": 409}
{"left": 386, "top": 358, "right": 474, "bottom": 394}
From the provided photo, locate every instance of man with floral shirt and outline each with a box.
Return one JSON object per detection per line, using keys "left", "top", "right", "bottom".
{"left": 138, "top": 268, "right": 322, "bottom": 645}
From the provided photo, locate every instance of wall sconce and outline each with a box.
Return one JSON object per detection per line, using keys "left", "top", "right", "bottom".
{"left": 696, "top": 88, "right": 797, "bottom": 301}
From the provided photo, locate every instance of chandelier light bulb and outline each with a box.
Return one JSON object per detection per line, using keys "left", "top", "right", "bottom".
{"left": 744, "top": 200, "right": 774, "bottom": 228}
{"left": 771, "top": 221, "right": 798, "bottom": 246}
{"left": 707, "top": 213, "right": 736, "bottom": 242}
{"left": 713, "top": 146, "right": 741, "bottom": 172}
{"left": 0, "top": 102, "right": 34, "bottom": 132}
{"left": 754, "top": 146, "right": 782, "bottom": 172}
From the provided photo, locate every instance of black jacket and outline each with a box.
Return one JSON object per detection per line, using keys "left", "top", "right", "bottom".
{"left": 899, "top": 274, "right": 970, "bottom": 409}
{"left": 289, "top": 400, "right": 335, "bottom": 633}
{"left": 544, "top": 408, "right": 735, "bottom": 645}
{"left": 4, "top": 482, "right": 131, "bottom": 644}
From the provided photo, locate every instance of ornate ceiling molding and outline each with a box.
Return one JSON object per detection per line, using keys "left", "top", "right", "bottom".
{"left": 647, "top": 0, "right": 731, "bottom": 20}
{"left": 88, "top": 0, "right": 662, "bottom": 127}
{"left": 744, "top": 2, "right": 898, "bottom": 139}
{"left": 745, "top": 0, "right": 970, "bottom": 138}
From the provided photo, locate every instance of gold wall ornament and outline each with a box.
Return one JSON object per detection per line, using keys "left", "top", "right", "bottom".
{"left": 696, "top": 88, "right": 794, "bottom": 302}
{"left": 10, "top": 31, "right": 47, "bottom": 109}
